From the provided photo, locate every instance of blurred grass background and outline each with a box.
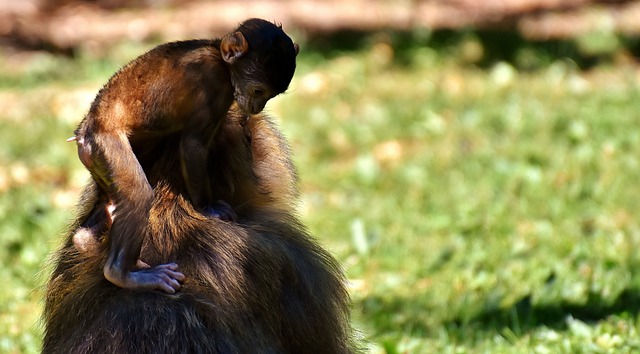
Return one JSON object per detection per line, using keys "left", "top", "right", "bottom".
{"left": 3, "top": 1, "right": 640, "bottom": 353}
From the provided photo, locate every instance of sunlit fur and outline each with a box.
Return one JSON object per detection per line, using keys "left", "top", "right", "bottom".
{"left": 43, "top": 108, "right": 357, "bottom": 353}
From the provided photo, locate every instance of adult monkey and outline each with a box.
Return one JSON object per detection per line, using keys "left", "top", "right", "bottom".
{"left": 68, "top": 18, "right": 299, "bottom": 293}
{"left": 44, "top": 108, "right": 356, "bottom": 353}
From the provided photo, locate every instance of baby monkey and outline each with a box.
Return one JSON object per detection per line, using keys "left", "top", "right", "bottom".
{"left": 69, "top": 18, "right": 299, "bottom": 294}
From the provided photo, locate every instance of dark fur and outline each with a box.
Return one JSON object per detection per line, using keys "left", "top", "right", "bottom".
{"left": 43, "top": 110, "right": 356, "bottom": 353}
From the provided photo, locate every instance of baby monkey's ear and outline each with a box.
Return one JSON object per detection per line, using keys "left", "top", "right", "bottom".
{"left": 294, "top": 43, "right": 300, "bottom": 56}
{"left": 221, "top": 32, "right": 249, "bottom": 64}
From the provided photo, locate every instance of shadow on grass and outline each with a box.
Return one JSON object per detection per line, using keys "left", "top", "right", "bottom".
{"left": 462, "top": 289, "right": 640, "bottom": 331}
{"left": 360, "top": 288, "right": 640, "bottom": 338}
{"left": 304, "top": 28, "right": 640, "bottom": 70}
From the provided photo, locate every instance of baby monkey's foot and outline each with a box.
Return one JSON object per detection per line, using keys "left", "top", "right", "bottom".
{"left": 202, "top": 200, "right": 237, "bottom": 222}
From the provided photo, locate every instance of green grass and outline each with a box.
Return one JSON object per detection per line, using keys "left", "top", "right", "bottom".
{"left": 3, "top": 32, "right": 640, "bottom": 353}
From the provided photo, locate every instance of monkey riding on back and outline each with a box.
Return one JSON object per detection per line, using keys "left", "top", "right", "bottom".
{"left": 69, "top": 18, "right": 300, "bottom": 293}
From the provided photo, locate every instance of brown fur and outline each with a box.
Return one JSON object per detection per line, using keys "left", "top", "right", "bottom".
{"left": 43, "top": 109, "right": 356, "bottom": 353}
{"left": 72, "top": 18, "right": 299, "bottom": 293}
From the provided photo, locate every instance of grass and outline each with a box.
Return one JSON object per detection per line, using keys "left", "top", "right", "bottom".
{"left": 2, "top": 30, "right": 640, "bottom": 353}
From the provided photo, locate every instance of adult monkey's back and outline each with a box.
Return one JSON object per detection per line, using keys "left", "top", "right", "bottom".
{"left": 43, "top": 109, "right": 356, "bottom": 353}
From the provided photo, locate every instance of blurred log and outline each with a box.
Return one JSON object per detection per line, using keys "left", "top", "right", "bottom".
{"left": 1, "top": 0, "right": 640, "bottom": 53}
